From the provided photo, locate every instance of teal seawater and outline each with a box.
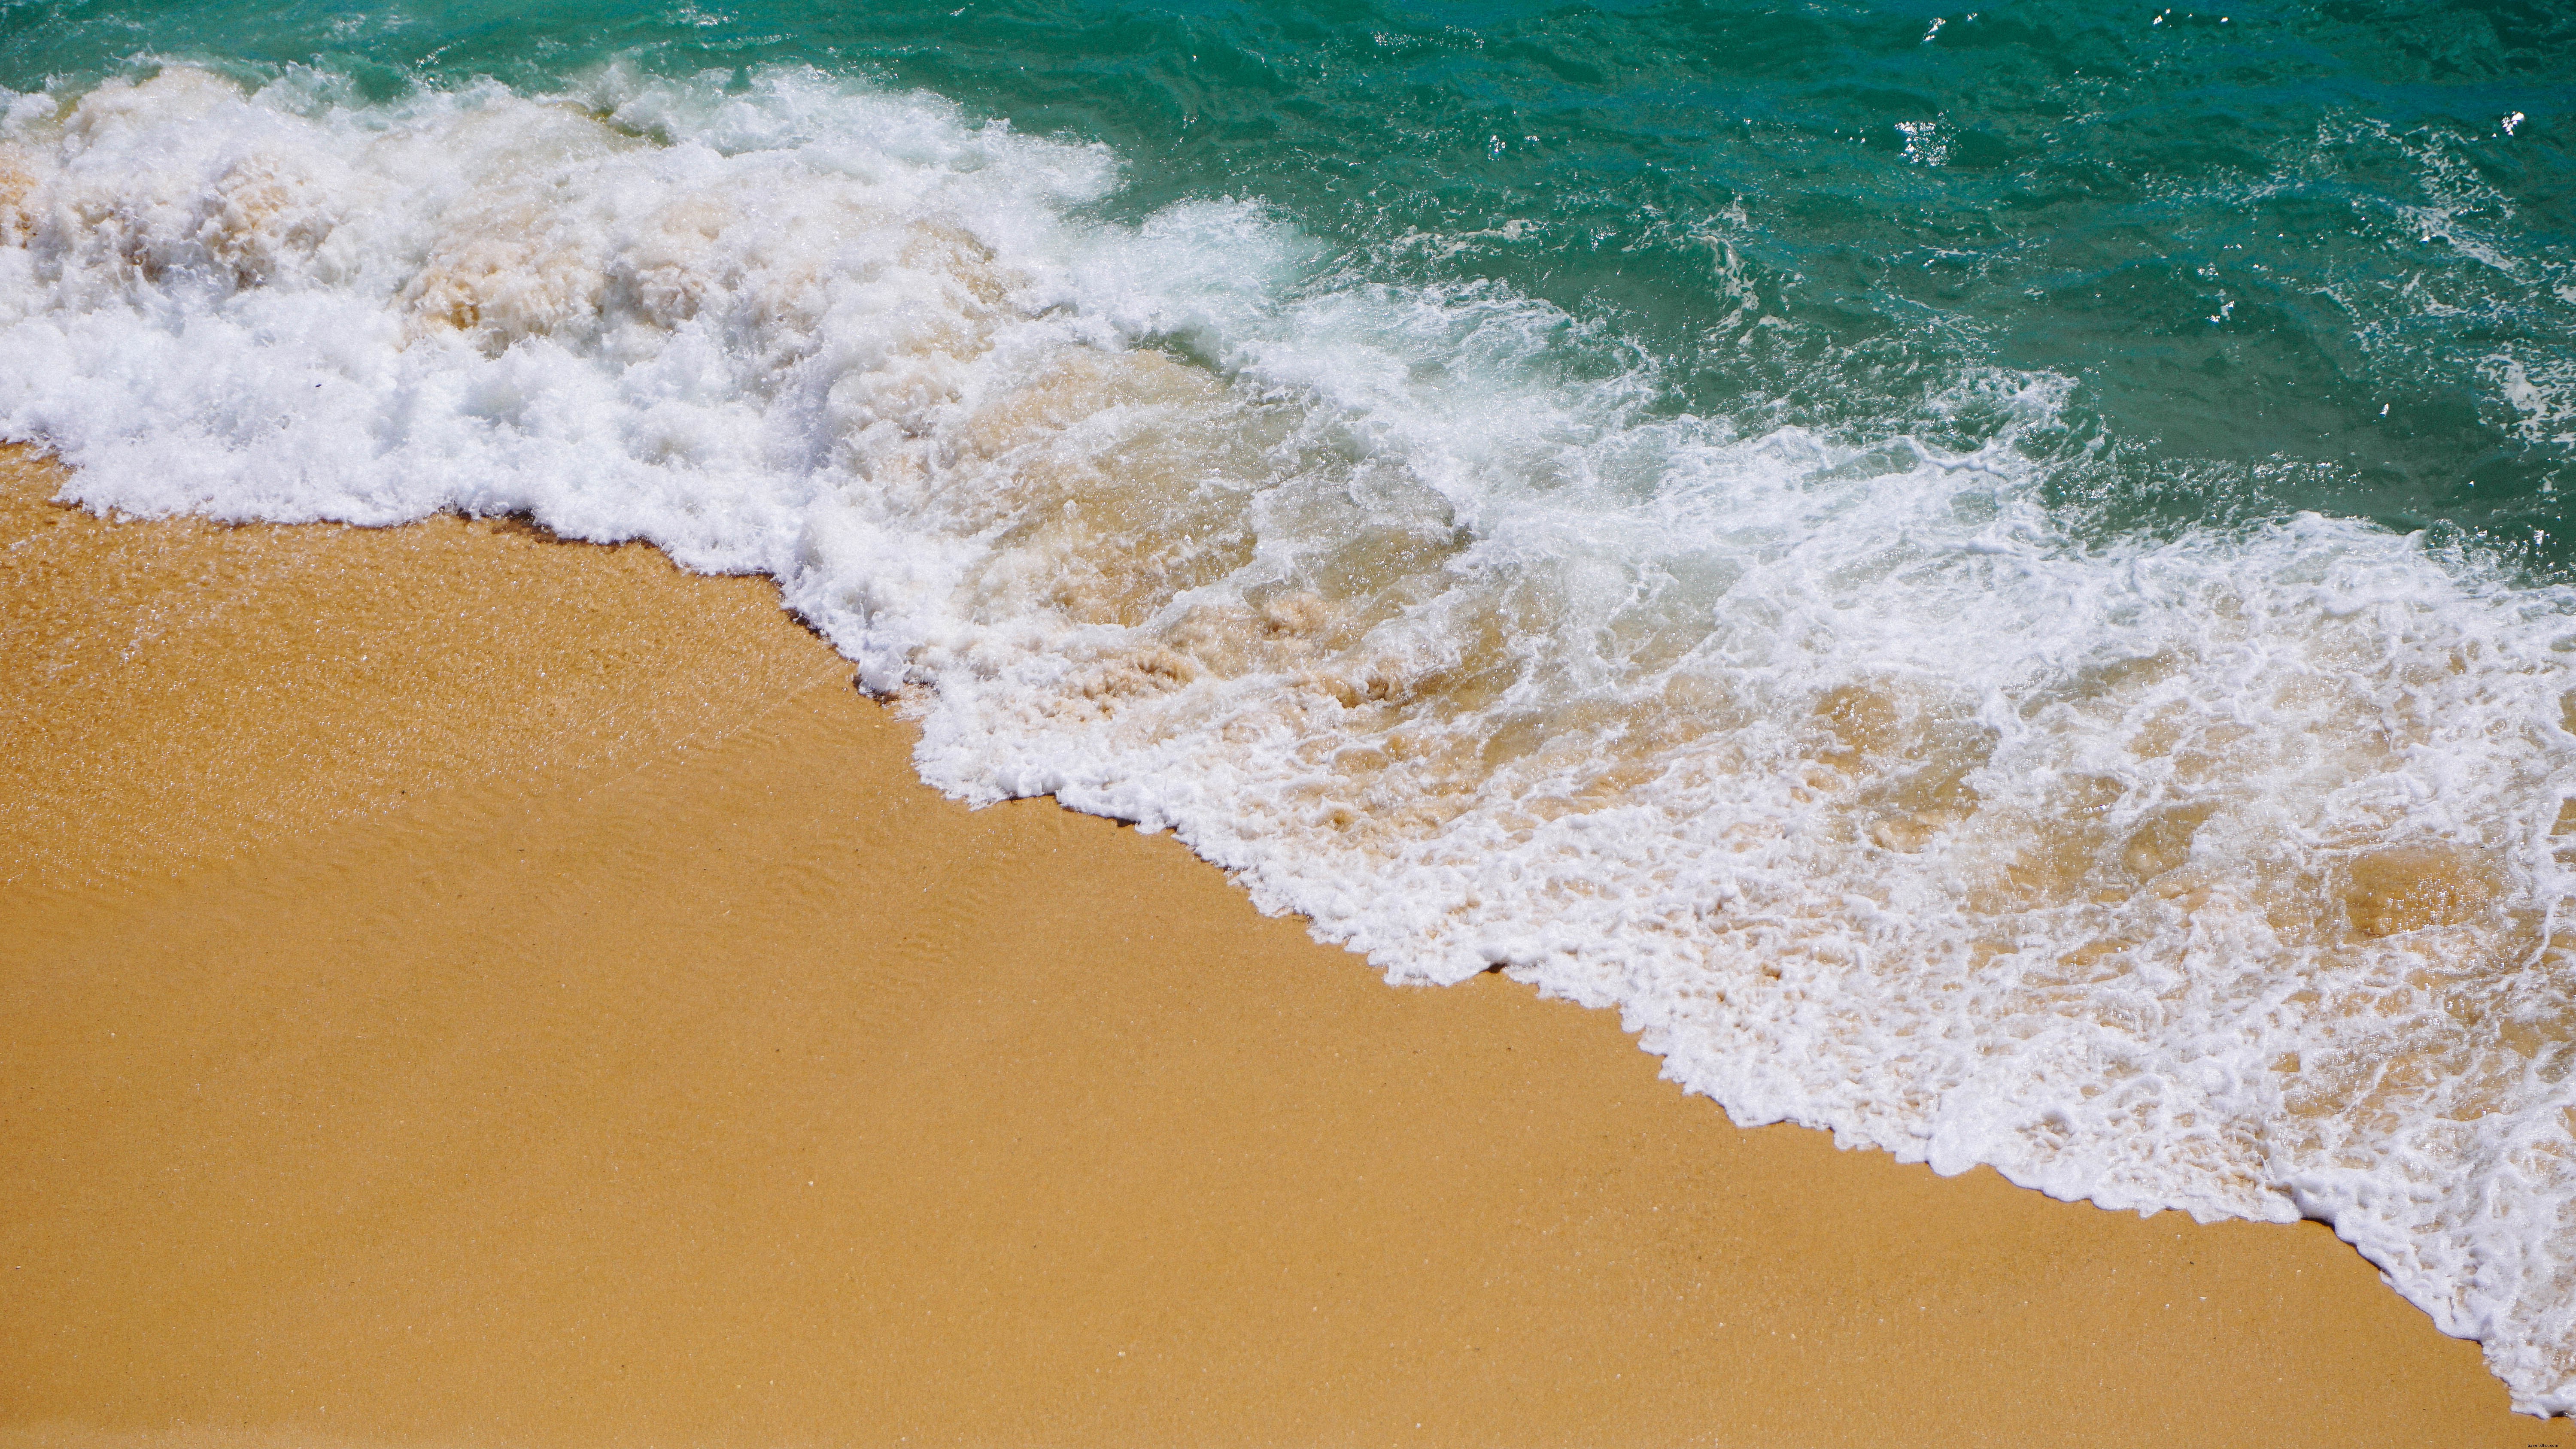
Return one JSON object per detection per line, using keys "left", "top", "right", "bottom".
{"left": 2, "top": 0, "right": 2570, "bottom": 568}
{"left": 13, "top": 1, "right": 2576, "bottom": 1410}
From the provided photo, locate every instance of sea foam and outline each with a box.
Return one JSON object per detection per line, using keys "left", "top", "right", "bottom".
{"left": 6, "top": 63, "right": 2576, "bottom": 1410}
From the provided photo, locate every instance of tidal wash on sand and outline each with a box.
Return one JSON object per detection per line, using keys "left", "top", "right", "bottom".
{"left": 4, "top": 0, "right": 2575, "bottom": 1411}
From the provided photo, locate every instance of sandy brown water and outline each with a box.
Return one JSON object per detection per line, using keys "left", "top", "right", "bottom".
{"left": 0, "top": 445, "right": 2547, "bottom": 1446}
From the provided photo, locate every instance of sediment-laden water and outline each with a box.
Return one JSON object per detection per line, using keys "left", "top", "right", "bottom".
{"left": 5, "top": 0, "right": 2574, "bottom": 1411}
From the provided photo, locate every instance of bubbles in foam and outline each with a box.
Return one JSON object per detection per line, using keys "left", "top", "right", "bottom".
{"left": 5, "top": 61, "right": 2576, "bottom": 1411}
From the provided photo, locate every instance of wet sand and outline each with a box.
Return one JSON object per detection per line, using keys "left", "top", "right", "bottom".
{"left": 0, "top": 445, "right": 2547, "bottom": 1446}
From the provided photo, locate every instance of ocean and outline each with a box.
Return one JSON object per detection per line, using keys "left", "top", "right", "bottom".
{"left": 3, "top": 0, "right": 2573, "bottom": 1413}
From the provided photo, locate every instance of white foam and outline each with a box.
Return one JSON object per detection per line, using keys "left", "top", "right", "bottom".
{"left": 7, "top": 62, "right": 2576, "bottom": 1411}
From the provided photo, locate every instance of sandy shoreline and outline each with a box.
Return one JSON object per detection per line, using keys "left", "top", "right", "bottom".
{"left": 0, "top": 444, "right": 2545, "bottom": 1445}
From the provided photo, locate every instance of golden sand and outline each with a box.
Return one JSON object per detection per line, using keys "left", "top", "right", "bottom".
{"left": 0, "top": 446, "right": 2544, "bottom": 1446}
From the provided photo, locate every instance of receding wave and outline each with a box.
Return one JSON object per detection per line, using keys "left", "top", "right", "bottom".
{"left": 6, "top": 63, "right": 2576, "bottom": 1410}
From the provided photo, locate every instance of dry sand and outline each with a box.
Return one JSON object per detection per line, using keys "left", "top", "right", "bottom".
{"left": 0, "top": 444, "right": 2550, "bottom": 1446}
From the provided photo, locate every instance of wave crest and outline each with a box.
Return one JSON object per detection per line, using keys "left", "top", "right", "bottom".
{"left": 6, "top": 61, "right": 2576, "bottom": 1410}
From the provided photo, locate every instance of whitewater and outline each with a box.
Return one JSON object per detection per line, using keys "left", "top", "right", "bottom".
{"left": 6, "top": 62, "right": 2576, "bottom": 1411}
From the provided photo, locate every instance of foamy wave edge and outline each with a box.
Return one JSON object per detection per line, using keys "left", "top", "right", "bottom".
{"left": 6, "top": 61, "right": 2576, "bottom": 1412}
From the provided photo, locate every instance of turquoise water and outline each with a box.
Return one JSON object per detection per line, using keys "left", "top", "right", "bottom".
{"left": 4, "top": 0, "right": 2572, "bottom": 562}
{"left": 6, "top": 0, "right": 2576, "bottom": 1415}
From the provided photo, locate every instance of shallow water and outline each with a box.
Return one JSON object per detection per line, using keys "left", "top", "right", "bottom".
{"left": 4, "top": 0, "right": 2575, "bottom": 1413}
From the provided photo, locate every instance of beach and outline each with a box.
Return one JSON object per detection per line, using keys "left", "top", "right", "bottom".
{"left": 0, "top": 443, "right": 2543, "bottom": 1445}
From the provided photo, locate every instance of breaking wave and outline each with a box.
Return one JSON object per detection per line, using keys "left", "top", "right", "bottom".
{"left": 6, "top": 62, "right": 2576, "bottom": 1410}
